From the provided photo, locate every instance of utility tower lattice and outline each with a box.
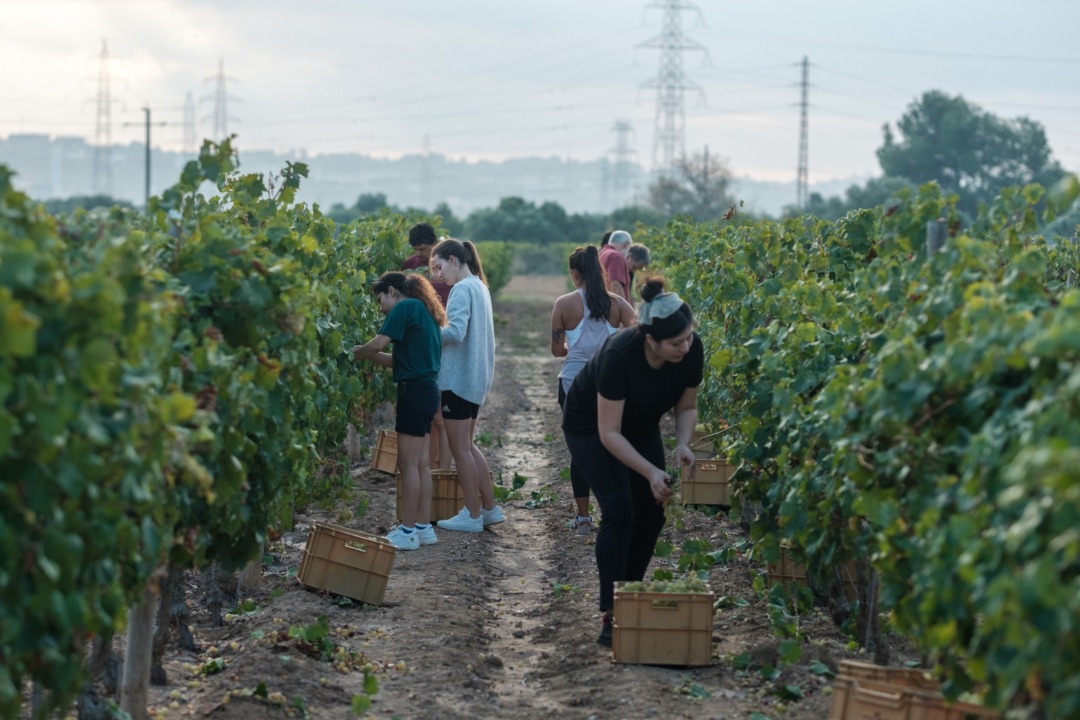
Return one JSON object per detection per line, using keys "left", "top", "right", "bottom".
{"left": 639, "top": 0, "right": 709, "bottom": 173}
{"left": 92, "top": 39, "right": 113, "bottom": 196}
{"left": 607, "top": 120, "right": 636, "bottom": 205}
{"left": 796, "top": 56, "right": 810, "bottom": 209}
{"left": 183, "top": 91, "right": 197, "bottom": 155}
{"left": 202, "top": 58, "right": 240, "bottom": 141}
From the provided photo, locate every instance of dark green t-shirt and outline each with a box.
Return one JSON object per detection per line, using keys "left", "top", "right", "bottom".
{"left": 378, "top": 298, "right": 441, "bottom": 383}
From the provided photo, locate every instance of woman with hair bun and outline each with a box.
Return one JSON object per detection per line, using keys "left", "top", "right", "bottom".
{"left": 352, "top": 272, "right": 447, "bottom": 551}
{"left": 428, "top": 238, "right": 504, "bottom": 533}
{"left": 561, "top": 276, "right": 703, "bottom": 648}
{"left": 550, "top": 245, "right": 636, "bottom": 535}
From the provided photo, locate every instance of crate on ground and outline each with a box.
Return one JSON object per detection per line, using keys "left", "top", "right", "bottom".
{"left": 680, "top": 458, "right": 734, "bottom": 506}
{"left": 689, "top": 428, "right": 717, "bottom": 459}
{"left": 297, "top": 522, "right": 396, "bottom": 606}
{"left": 829, "top": 661, "right": 999, "bottom": 720}
{"left": 370, "top": 429, "right": 398, "bottom": 474}
{"left": 766, "top": 543, "right": 860, "bottom": 602}
{"left": 395, "top": 469, "right": 467, "bottom": 521}
{"left": 612, "top": 583, "right": 714, "bottom": 666}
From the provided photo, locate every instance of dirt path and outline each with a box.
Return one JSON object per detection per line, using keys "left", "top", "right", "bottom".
{"left": 140, "top": 275, "right": 872, "bottom": 720}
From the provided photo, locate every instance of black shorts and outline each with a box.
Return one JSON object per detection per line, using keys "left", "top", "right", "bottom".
{"left": 395, "top": 379, "right": 440, "bottom": 437}
{"left": 440, "top": 390, "right": 480, "bottom": 421}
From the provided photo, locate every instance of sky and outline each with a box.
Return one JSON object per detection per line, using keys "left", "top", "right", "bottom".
{"left": 1, "top": 0, "right": 1078, "bottom": 183}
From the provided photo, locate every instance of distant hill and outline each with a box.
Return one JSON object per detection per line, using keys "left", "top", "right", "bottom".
{"left": 0, "top": 133, "right": 868, "bottom": 218}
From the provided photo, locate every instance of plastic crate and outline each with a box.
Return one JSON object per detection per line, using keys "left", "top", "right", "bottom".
{"left": 395, "top": 469, "right": 467, "bottom": 521}
{"left": 371, "top": 429, "right": 398, "bottom": 474}
{"left": 767, "top": 544, "right": 860, "bottom": 602}
{"left": 297, "top": 522, "right": 396, "bottom": 606}
{"left": 612, "top": 583, "right": 714, "bottom": 666}
{"left": 837, "top": 660, "right": 941, "bottom": 691}
{"left": 680, "top": 459, "right": 734, "bottom": 505}
{"left": 689, "top": 428, "right": 716, "bottom": 459}
{"left": 829, "top": 675, "right": 999, "bottom": 720}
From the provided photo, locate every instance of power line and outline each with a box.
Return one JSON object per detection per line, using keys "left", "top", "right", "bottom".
{"left": 183, "top": 91, "right": 197, "bottom": 155}
{"left": 796, "top": 56, "right": 809, "bottom": 209}
{"left": 639, "top": 0, "right": 709, "bottom": 172}
{"left": 202, "top": 58, "right": 240, "bottom": 141}
{"left": 92, "top": 39, "right": 113, "bottom": 196}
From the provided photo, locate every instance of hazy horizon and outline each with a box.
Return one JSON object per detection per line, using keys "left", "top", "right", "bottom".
{"left": 2, "top": 0, "right": 1078, "bottom": 185}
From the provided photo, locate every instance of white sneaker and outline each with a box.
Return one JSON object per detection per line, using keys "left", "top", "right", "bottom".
{"left": 438, "top": 507, "right": 483, "bottom": 533}
{"left": 385, "top": 526, "right": 420, "bottom": 550}
{"left": 416, "top": 524, "right": 438, "bottom": 546}
{"left": 481, "top": 505, "right": 506, "bottom": 526}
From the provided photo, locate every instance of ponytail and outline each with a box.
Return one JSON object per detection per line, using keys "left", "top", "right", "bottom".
{"left": 433, "top": 237, "right": 487, "bottom": 286}
{"left": 568, "top": 245, "right": 611, "bottom": 320}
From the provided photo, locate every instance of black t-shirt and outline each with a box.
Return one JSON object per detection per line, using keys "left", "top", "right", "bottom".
{"left": 562, "top": 328, "right": 704, "bottom": 442}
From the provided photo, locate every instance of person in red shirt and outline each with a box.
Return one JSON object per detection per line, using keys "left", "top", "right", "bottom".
{"left": 599, "top": 230, "right": 632, "bottom": 301}
{"left": 403, "top": 223, "right": 452, "bottom": 307}
{"left": 403, "top": 222, "right": 452, "bottom": 468}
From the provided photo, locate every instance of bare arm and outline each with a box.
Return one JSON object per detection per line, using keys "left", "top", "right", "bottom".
{"left": 352, "top": 335, "right": 393, "bottom": 369}
{"left": 607, "top": 279, "right": 626, "bottom": 299}
{"left": 550, "top": 298, "right": 568, "bottom": 357}
{"left": 597, "top": 395, "right": 673, "bottom": 503}
{"left": 610, "top": 292, "right": 637, "bottom": 328}
{"left": 672, "top": 385, "right": 699, "bottom": 478}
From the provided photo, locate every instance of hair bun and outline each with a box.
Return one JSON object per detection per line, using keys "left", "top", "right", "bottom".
{"left": 639, "top": 276, "right": 667, "bottom": 303}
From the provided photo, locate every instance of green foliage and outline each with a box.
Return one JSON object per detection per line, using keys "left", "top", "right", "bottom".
{"left": 473, "top": 240, "right": 513, "bottom": 297}
{"left": 0, "top": 142, "right": 414, "bottom": 717}
{"left": 646, "top": 179, "right": 1080, "bottom": 715}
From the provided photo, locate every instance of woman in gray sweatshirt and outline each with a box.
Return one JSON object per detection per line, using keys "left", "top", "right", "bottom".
{"left": 428, "top": 238, "right": 504, "bottom": 533}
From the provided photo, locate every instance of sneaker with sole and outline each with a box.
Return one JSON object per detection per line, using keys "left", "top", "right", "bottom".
{"left": 481, "top": 505, "right": 506, "bottom": 526}
{"left": 597, "top": 612, "right": 613, "bottom": 648}
{"left": 385, "top": 526, "right": 420, "bottom": 551}
{"left": 416, "top": 525, "right": 438, "bottom": 546}
{"left": 437, "top": 507, "right": 484, "bottom": 533}
{"left": 572, "top": 516, "right": 593, "bottom": 536}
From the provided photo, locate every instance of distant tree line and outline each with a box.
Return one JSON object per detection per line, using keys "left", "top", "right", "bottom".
{"left": 794, "top": 89, "right": 1076, "bottom": 226}
{"left": 39, "top": 88, "right": 1078, "bottom": 242}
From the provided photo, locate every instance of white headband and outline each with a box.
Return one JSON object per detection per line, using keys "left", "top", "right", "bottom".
{"left": 638, "top": 292, "right": 684, "bottom": 324}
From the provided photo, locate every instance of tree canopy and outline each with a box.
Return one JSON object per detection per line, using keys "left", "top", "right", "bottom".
{"left": 647, "top": 148, "right": 734, "bottom": 221}
{"left": 877, "top": 90, "right": 1067, "bottom": 216}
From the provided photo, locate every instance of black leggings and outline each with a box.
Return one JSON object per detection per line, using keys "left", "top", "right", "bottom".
{"left": 557, "top": 381, "right": 590, "bottom": 501}
{"left": 563, "top": 430, "right": 666, "bottom": 611}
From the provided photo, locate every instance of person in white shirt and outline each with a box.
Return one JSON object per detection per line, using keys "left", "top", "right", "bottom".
{"left": 550, "top": 245, "right": 636, "bottom": 535}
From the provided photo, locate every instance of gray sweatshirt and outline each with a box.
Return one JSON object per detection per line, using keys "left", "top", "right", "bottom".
{"left": 439, "top": 275, "right": 495, "bottom": 406}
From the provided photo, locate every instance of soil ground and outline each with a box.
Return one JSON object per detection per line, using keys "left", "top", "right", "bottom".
{"left": 139, "top": 274, "right": 908, "bottom": 720}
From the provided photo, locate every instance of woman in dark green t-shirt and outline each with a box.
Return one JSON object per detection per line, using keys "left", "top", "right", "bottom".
{"left": 353, "top": 272, "right": 446, "bottom": 551}
{"left": 562, "top": 276, "right": 703, "bottom": 647}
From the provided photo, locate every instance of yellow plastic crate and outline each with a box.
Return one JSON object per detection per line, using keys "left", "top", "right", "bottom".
{"left": 395, "top": 469, "right": 467, "bottom": 522}
{"left": 612, "top": 583, "right": 714, "bottom": 666}
{"left": 297, "top": 523, "right": 396, "bottom": 606}
{"left": 680, "top": 459, "right": 734, "bottom": 505}
{"left": 371, "top": 429, "right": 398, "bottom": 474}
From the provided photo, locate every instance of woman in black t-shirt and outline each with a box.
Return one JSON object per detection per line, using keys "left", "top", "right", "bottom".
{"left": 562, "top": 276, "right": 703, "bottom": 648}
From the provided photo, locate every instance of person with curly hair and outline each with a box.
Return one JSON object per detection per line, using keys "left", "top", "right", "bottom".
{"left": 352, "top": 272, "right": 447, "bottom": 550}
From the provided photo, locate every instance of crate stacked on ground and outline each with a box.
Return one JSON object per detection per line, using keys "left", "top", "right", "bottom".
{"left": 766, "top": 541, "right": 860, "bottom": 602}
{"left": 395, "top": 469, "right": 467, "bottom": 522}
{"left": 829, "top": 660, "right": 999, "bottom": 720}
{"left": 611, "top": 580, "right": 714, "bottom": 666}
{"left": 297, "top": 522, "right": 397, "bottom": 605}
{"left": 371, "top": 429, "right": 399, "bottom": 474}
{"left": 680, "top": 429, "right": 735, "bottom": 507}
